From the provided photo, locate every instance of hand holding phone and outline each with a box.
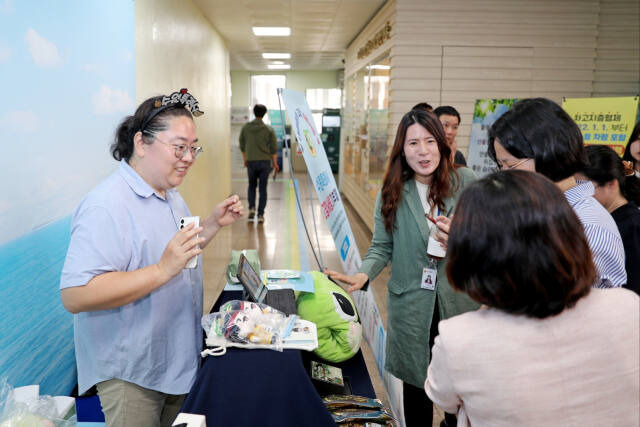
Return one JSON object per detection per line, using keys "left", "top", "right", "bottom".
{"left": 180, "top": 216, "right": 200, "bottom": 269}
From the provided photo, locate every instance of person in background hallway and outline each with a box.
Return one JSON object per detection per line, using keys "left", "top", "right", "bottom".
{"left": 623, "top": 121, "right": 640, "bottom": 177}
{"left": 425, "top": 170, "right": 639, "bottom": 427}
{"left": 581, "top": 145, "right": 640, "bottom": 295}
{"left": 412, "top": 102, "right": 434, "bottom": 113}
{"left": 434, "top": 106, "right": 466, "bottom": 166}
{"left": 60, "top": 91, "right": 243, "bottom": 427}
{"left": 488, "top": 98, "right": 626, "bottom": 288}
{"left": 239, "top": 104, "right": 279, "bottom": 224}
{"left": 326, "top": 110, "right": 478, "bottom": 427}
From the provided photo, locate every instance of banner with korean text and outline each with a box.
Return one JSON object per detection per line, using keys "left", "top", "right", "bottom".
{"left": 280, "top": 88, "right": 404, "bottom": 423}
{"left": 562, "top": 96, "right": 639, "bottom": 156}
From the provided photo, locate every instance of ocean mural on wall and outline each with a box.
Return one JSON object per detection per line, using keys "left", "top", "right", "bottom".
{"left": 0, "top": 0, "right": 135, "bottom": 395}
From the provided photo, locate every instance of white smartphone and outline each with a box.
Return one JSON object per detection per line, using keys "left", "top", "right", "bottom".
{"left": 179, "top": 216, "right": 200, "bottom": 269}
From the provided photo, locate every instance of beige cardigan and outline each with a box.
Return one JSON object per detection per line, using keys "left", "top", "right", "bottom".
{"left": 425, "top": 288, "right": 639, "bottom": 427}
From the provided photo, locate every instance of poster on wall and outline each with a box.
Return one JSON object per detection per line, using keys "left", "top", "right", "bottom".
{"left": 466, "top": 99, "right": 518, "bottom": 177}
{"left": 280, "top": 88, "right": 404, "bottom": 423}
{"left": 562, "top": 96, "right": 639, "bottom": 156}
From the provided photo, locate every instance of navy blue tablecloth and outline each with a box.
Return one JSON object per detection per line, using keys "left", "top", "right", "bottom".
{"left": 180, "top": 291, "right": 375, "bottom": 426}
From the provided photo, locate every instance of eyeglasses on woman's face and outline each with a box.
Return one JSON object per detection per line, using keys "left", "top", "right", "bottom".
{"left": 497, "top": 157, "right": 531, "bottom": 171}
{"left": 153, "top": 137, "right": 203, "bottom": 160}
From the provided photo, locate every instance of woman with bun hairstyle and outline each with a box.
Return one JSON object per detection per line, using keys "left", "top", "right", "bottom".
{"left": 60, "top": 91, "right": 243, "bottom": 426}
{"left": 582, "top": 144, "right": 640, "bottom": 294}
{"left": 326, "top": 109, "right": 478, "bottom": 426}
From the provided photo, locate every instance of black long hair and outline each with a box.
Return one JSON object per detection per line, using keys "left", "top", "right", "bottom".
{"left": 381, "top": 110, "right": 456, "bottom": 232}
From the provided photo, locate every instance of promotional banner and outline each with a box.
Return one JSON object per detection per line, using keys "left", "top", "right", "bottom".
{"left": 279, "top": 88, "right": 404, "bottom": 423}
{"left": 562, "top": 96, "right": 639, "bottom": 156}
{"left": 280, "top": 89, "right": 361, "bottom": 275}
{"left": 466, "top": 99, "right": 518, "bottom": 177}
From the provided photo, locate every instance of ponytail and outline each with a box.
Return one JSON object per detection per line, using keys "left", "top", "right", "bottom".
{"left": 111, "top": 115, "right": 137, "bottom": 161}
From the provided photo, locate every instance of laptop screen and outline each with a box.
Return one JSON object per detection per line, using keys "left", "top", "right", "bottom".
{"left": 237, "top": 254, "right": 266, "bottom": 303}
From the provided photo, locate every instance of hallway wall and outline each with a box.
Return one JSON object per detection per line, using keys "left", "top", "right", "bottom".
{"left": 343, "top": 0, "right": 640, "bottom": 231}
{"left": 136, "top": 0, "right": 232, "bottom": 217}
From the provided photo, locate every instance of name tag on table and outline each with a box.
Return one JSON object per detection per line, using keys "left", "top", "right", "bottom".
{"left": 421, "top": 267, "right": 437, "bottom": 291}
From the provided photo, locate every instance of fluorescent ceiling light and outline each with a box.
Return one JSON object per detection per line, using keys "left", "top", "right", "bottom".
{"left": 270, "top": 61, "right": 285, "bottom": 65}
{"left": 262, "top": 53, "right": 291, "bottom": 59}
{"left": 367, "top": 64, "right": 390, "bottom": 70}
{"left": 252, "top": 27, "right": 291, "bottom": 36}
{"left": 268, "top": 64, "right": 291, "bottom": 70}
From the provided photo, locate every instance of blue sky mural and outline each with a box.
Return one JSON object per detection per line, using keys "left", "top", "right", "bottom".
{"left": 0, "top": 0, "right": 135, "bottom": 245}
{"left": 0, "top": 0, "right": 135, "bottom": 395}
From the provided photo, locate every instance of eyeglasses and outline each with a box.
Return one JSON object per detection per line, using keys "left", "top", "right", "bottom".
{"left": 153, "top": 137, "right": 203, "bottom": 160}
{"left": 498, "top": 157, "right": 531, "bottom": 171}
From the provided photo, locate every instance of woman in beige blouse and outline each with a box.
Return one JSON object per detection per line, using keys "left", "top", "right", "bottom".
{"left": 425, "top": 170, "right": 639, "bottom": 426}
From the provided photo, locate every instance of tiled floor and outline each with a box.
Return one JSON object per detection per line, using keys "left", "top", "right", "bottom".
{"left": 200, "top": 172, "right": 444, "bottom": 426}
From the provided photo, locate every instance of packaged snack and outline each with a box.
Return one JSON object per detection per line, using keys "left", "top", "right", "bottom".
{"left": 331, "top": 407, "right": 394, "bottom": 424}
{"left": 323, "top": 394, "right": 384, "bottom": 410}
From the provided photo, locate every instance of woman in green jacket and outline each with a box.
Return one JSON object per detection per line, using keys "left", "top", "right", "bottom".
{"left": 327, "top": 109, "right": 478, "bottom": 426}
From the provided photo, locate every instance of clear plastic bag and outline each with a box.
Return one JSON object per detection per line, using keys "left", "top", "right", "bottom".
{"left": 0, "top": 377, "right": 76, "bottom": 427}
{"left": 201, "top": 300, "right": 291, "bottom": 356}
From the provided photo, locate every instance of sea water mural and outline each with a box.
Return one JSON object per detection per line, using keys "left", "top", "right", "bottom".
{"left": 0, "top": 0, "right": 135, "bottom": 395}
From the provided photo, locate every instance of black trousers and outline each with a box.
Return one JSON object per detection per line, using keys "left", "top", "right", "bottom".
{"left": 403, "top": 298, "right": 457, "bottom": 427}
{"left": 247, "top": 160, "right": 271, "bottom": 215}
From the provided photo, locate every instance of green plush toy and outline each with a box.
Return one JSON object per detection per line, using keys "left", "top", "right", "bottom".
{"left": 296, "top": 271, "right": 362, "bottom": 362}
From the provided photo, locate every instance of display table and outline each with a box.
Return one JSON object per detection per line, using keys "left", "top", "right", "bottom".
{"left": 180, "top": 290, "right": 376, "bottom": 426}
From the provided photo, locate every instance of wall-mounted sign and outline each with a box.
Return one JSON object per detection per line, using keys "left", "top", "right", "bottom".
{"left": 357, "top": 21, "right": 392, "bottom": 60}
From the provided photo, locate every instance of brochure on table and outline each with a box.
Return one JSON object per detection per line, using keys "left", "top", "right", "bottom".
{"left": 224, "top": 270, "right": 315, "bottom": 293}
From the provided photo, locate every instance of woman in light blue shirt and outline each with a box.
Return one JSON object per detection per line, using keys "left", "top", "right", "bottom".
{"left": 60, "top": 90, "right": 242, "bottom": 426}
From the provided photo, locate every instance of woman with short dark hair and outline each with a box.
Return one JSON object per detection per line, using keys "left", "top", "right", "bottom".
{"left": 487, "top": 97, "right": 626, "bottom": 288}
{"left": 582, "top": 144, "right": 640, "bottom": 294}
{"left": 326, "top": 109, "right": 478, "bottom": 426}
{"left": 425, "top": 170, "right": 639, "bottom": 426}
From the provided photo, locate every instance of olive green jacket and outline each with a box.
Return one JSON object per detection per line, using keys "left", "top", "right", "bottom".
{"left": 359, "top": 167, "right": 479, "bottom": 387}
{"left": 239, "top": 119, "right": 277, "bottom": 161}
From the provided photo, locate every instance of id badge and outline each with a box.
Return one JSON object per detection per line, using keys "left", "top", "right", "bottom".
{"left": 421, "top": 266, "right": 437, "bottom": 291}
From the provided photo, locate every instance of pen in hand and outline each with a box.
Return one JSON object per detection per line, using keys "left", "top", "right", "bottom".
{"left": 426, "top": 214, "right": 438, "bottom": 226}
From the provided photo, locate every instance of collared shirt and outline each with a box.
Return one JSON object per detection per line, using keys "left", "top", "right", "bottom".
{"left": 61, "top": 160, "right": 203, "bottom": 395}
{"left": 565, "top": 181, "right": 626, "bottom": 288}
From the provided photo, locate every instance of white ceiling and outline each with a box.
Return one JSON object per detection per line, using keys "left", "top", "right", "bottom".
{"left": 193, "top": 0, "right": 387, "bottom": 71}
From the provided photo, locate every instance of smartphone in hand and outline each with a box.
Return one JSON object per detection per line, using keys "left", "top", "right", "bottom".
{"left": 179, "top": 216, "right": 200, "bottom": 269}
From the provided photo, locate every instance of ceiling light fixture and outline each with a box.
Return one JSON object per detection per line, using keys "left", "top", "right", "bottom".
{"left": 270, "top": 61, "right": 285, "bottom": 65}
{"left": 262, "top": 53, "right": 291, "bottom": 59}
{"left": 252, "top": 27, "right": 291, "bottom": 36}
{"left": 268, "top": 64, "right": 291, "bottom": 70}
